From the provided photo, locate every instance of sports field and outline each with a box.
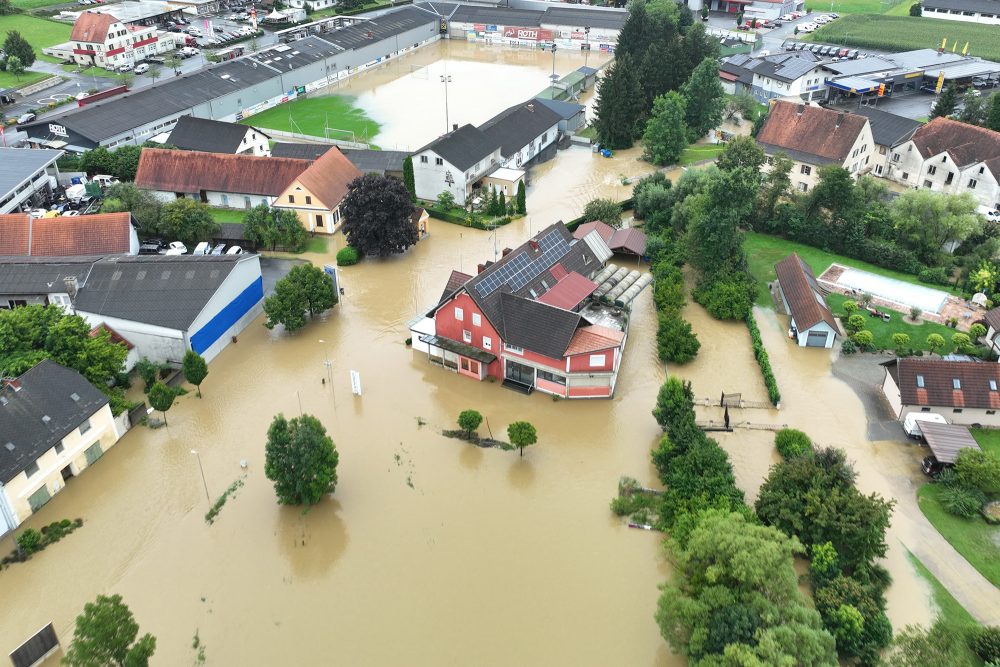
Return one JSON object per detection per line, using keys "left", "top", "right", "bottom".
{"left": 810, "top": 14, "right": 1000, "bottom": 62}
{"left": 12, "top": 0, "right": 74, "bottom": 10}
{"left": 242, "top": 95, "right": 381, "bottom": 144}
{"left": 0, "top": 14, "right": 72, "bottom": 49}
{"left": 804, "top": 0, "right": 903, "bottom": 13}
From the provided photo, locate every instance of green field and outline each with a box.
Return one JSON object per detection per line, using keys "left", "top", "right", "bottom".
{"left": 62, "top": 64, "right": 120, "bottom": 79}
{"left": 0, "top": 14, "right": 72, "bottom": 49}
{"left": 971, "top": 428, "right": 1000, "bottom": 458}
{"left": 12, "top": 0, "right": 75, "bottom": 10}
{"left": 826, "top": 293, "right": 961, "bottom": 352}
{"left": 810, "top": 14, "right": 1000, "bottom": 63}
{"left": 804, "top": 0, "right": 904, "bottom": 14}
{"left": 210, "top": 209, "right": 248, "bottom": 224}
{"left": 0, "top": 69, "right": 52, "bottom": 89}
{"left": 679, "top": 144, "right": 725, "bottom": 166}
{"left": 918, "top": 483, "right": 1000, "bottom": 589}
{"left": 744, "top": 232, "right": 959, "bottom": 305}
{"left": 242, "top": 95, "right": 381, "bottom": 144}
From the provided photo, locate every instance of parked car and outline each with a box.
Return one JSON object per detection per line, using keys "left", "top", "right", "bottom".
{"left": 91, "top": 174, "right": 120, "bottom": 188}
{"left": 848, "top": 49, "right": 859, "bottom": 58}
{"left": 29, "top": 208, "right": 47, "bottom": 218}
{"left": 134, "top": 63, "right": 149, "bottom": 74}
{"left": 139, "top": 240, "right": 164, "bottom": 255}
{"left": 146, "top": 56, "right": 165, "bottom": 64}
{"left": 162, "top": 241, "right": 187, "bottom": 255}
{"left": 210, "top": 243, "right": 227, "bottom": 255}
{"left": 828, "top": 12, "right": 840, "bottom": 17}
{"left": 193, "top": 241, "right": 210, "bottom": 255}
{"left": 920, "top": 84, "right": 938, "bottom": 93}
{"left": 17, "top": 112, "right": 36, "bottom": 124}
{"left": 837, "top": 48, "right": 850, "bottom": 57}
{"left": 799, "top": 22, "right": 817, "bottom": 32}
{"left": 116, "top": 63, "right": 133, "bottom": 72}
{"left": 225, "top": 246, "right": 243, "bottom": 255}
{"left": 62, "top": 210, "right": 81, "bottom": 217}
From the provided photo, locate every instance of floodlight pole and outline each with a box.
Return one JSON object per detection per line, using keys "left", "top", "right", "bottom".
{"left": 440, "top": 74, "right": 452, "bottom": 135}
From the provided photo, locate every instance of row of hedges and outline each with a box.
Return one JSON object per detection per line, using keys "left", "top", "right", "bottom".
{"left": 746, "top": 311, "right": 780, "bottom": 406}
{"left": 425, "top": 204, "right": 513, "bottom": 231}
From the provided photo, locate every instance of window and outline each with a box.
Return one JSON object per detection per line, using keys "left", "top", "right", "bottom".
{"left": 288, "top": 194, "right": 295, "bottom": 203}
{"left": 461, "top": 358, "right": 469, "bottom": 371}
{"left": 463, "top": 330, "right": 472, "bottom": 343}
{"left": 25, "top": 461, "right": 39, "bottom": 478}
{"left": 980, "top": 166, "right": 985, "bottom": 174}
{"left": 420, "top": 155, "right": 428, "bottom": 163}
{"left": 454, "top": 307, "right": 463, "bottom": 321}
{"left": 968, "top": 179, "right": 977, "bottom": 189}
{"left": 483, "top": 336, "right": 492, "bottom": 350}
{"left": 875, "top": 165, "right": 884, "bottom": 176}
{"left": 954, "top": 408, "right": 963, "bottom": 413}
{"left": 945, "top": 172, "right": 954, "bottom": 185}
{"left": 315, "top": 214, "right": 324, "bottom": 228}
{"left": 797, "top": 182, "right": 808, "bottom": 192}
{"left": 892, "top": 152, "right": 900, "bottom": 162}
{"left": 800, "top": 165, "right": 811, "bottom": 175}
{"left": 472, "top": 313, "right": 481, "bottom": 327}
{"left": 902, "top": 172, "right": 909, "bottom": 180}
{"left": 921, "top": 407, "right": 931, "bottom": 412}
{"left": 927, "top": 165, "right": 937, "bottom": 175}
{"left": 305, "top": 195, "right": 312, "bottom": 205}
{"left": 537, "top": 370, "right": 566, "bottom": 385}
{"left": 952, "top": 378, "right": 961, "bottom": 389}
{"left": 916, "top": 375, "right": 925, "bottom": 388}
{"left": 505, "top": 344, "right": 523, "bottom": 354}
{"left": 435, "top": 157, "right": 443, "bottom": 166}
{"left": 79, "top": 419, "right": 91, "bottom": 435}
{"left": 589, "top": 354, "right": 606, "bottom": 367}
{"left": 991, "top": 380, "right": 998, "bottom": 391}
{"left": 55, "top": 443, "right": 64, "bottom": 454}
{"left": 924, "top": 180, "right": 933, "bottom": 189}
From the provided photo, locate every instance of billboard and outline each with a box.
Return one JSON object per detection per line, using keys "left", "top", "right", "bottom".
{"left": 502, "top": 27, "right": 554, "bottom": 41}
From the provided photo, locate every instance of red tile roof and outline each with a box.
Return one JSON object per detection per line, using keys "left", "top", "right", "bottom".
{"left": 757, "top": 101, "right": 868, "bottom": 163}
{"left": 438, "top": 269, "right": 473, "bottom": 305}
{"left": 911, "top": 117, "right": 1000, "bottom": 181}
{"left": 536, "top": 271, "right": 597, "bottom": 311}
{"left": 288, "top": 146, "right": 362, "bottom": 209}
{"left": 89, "top": 323, "right": 134, "bottom": 350}
{"left": 572, "top": 220, "right": 615, "bottom": 244}
{"left": 609, "top": 228, "right": 647, "bottom": 256}
{"left": 0, "top": 212, "right": 133, "bottom": 256}
{"left": 565, "top": 324, "right": 624, "bottom": 356}
{"left": 895, "top": 358, "right": 1000, "bottom": 410}
{"left": 71, "top": 12, "right": 118, "bottom": 43}
{"left": 774, "top": 253, "right": 838, "bottom": 331}
{"left": 134, "top": 148, "right": 310, "bottom": 197}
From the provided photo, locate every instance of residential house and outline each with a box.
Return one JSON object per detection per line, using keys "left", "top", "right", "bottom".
{"left": 722, "top": 52, "right": 828, "bottom": 103}
{"left": 0, "top": 212, "right": 139, "bottom": 257}
{"left": 921, "top": 0, "right": 1000, "bottom": 25}
{"left": 883, "top": 117, "right": 1000, "bottom": 211}
{"left": 411, "top": 222, "right": 645, "bottom": 399}
{"left": 0, "top": 360, "right": 123, "bottom": 537}
{"left": 134, "top": 148, "right": 311, "bottom": 209}
{"left": 412, "top": 125, "right": 502, "bottom": 206}
{"left": 849, "top": 107, "right": 922, "bottom": 178}
{"left": 481, "top": 100, "right": 562, "bottom": 171}
{"left": 0, "top": 148, "right": 63, "bottom": 215}
{"left": 66, "top": 11, "right": 169, "bottom": 69}
{"left": 981, "top": 308, "right": 1000, "bottom": 357}
{"left": 881, "top": 357, "right": 1000, "bottom": 427}
{"left": 572, "top": 221, "right": 648, "bottom": 257}
{"left": 271, "top": 147, "right": 363, "bottom": 235}
{"left": 774, "top": 253, "right": 840, "bottom": 348}
{"left": 165, "top": 117, "right": 271, "bottom": 157}
{"left": 756, "top": 101, "right": 875, "bottom": 192}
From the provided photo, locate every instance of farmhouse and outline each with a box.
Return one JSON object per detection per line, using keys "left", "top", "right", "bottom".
{"left": 774, "top": 253, "right": 840, "bottom": 348}
{"left": 881, "top": 357, "right": 1000, "bottom": 428}
{"left": 165, "top": 117, "right": 271, "bottom": 157}
{"left": 0, "top": 212, "right": 139, "bottom": 257}
{"left": 849, "top": 107, "right": 922, "bottom": 178}
{"left": 271, "top": 147, "right": 363, "bottom": 235}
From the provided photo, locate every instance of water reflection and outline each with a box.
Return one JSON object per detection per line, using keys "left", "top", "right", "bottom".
{"left": 275, "top": 502, "right": 348, "bottom": 580}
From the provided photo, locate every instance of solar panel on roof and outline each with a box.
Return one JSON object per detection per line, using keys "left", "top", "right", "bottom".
{"left": 474, "top": 230, "right": 571, "bottom": 297}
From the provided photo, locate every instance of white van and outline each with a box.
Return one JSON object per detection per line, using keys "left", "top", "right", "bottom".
{"left": 903, "top": 412, "right": 947, "bottom": 439}
{"left": 193, "top": 241, "right": 210, "bottom": 255}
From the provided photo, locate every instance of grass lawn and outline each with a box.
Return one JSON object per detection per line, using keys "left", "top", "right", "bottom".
{"left": 810, "top": 14, "right": 1000, "bottom": 63}
{"left": 970, "top": 428, "right": 1000, "bottom": 459}
{"left": 905, "top": 549, "right": 979, "bottom": 629}
{"left": 61, "top": 64, "right": 120, "bottom": 79}
{"left": 12, "top": 0, "right": 75, "bottom": 9}
{"left": 804, "top": 0, "right": 904, "bottom": 13}
{"left": 210, "top": 209, "right": 247, "bottom": 224}
{"left": 0, "top": 69, "right": 52, "bottom": 89}
{"left": 304, "top": 235, "right": 328, "bottom": 254}
{"left": 744, "top": 231, "right": 960, "bottom": 305}
{"left": 0, "top": 14, "right": 72, "bottom": 49}
{"left": 679, "top": 144, "right": 725, "bottom": 165}
{"left": 917, "top": 483, "right": 1000, "bottom": 589}
{"left": 576, "top": 125, "right": 597, "bottom": 140}
{"left": 826, "top": 293, "right": 961, "bottom": 352}
{"left": 242, "top": 95, "right": 381, "bottom": 143}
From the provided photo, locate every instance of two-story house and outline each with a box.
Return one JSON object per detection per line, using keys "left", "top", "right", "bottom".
{"left": 722, "top": 52, "right": 828, "bottom": 104}
{"left": 480, "top": 100, "right": 562, "bottom": 170}
{"left": 849, "top": 107, "right": 923, "bottom": 178}
{"left": 412, "top": 125, "right": 502, "bottom": 206}
{"left": 0, "top": 360, "right": 124, "bottom": 537}
{"left": 881, "top": 357, "right": 1000, "bottom": 428}
{"left": 757, "top": 101, "right": 875, "bottom": 192}
{"left": 165, "top": 117, "right": 272, "bottom": 157}
{"left": 69, "top": 11, "right": 167, "bottom": 69}
{"left": 884, "top": 117, "right": 1000, "bottom": 212}
{"left": 272, "top": 146, "right": 362, "bottom": 235}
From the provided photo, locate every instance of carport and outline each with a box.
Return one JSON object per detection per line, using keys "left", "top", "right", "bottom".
{"left": 919, "top": 421, "right": 981, "bottom": 464}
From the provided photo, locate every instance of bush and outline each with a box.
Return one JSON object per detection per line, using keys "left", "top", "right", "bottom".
{"left": 694, "top": 278, "right": 753, "bottom": 320}
{"left": 955, "top": 448, "right": 1000, "bottom": 495}
{"left": 843, "top": 301, "right": 858, "bottom": 317}
{"left": 747, "top": 313, "right": 780, "bottom": 405}
{"left": 972, "top": 627, "right": 1000, "bottom": 663}
{"left": 775, "top": 428, "right": 813, "bottom": 459}
{"left": 841, "top": 338, "right": 857, "bottom": 355}
{"left": 918, "top": 267, "right": 950, "bottom": 285}
{"left": 657, "top": 312, "right": 701, "bottom": 363}
{"left": 938, "top": 484, "right": 986, "bottom": 518}
{"left": 16, "top": 528, "right": 42, "bottom": 555}
{"left": 853, "top": 330, "right": 874, "bottom": 350}
{"left": 847, "top": 314, "right": 866, "bottom": 333}
{"left": 457, "top": 409, "right": 483, "bottom": 436}
{"left": 336, "top": 246, "right": 359, "bottom": 266}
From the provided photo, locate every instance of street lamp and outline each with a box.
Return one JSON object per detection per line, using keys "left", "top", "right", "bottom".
{"left": 318, "top": 339, "right": 337, "bottom": 410}
{"left": 440, "top": 74, "right": 452, "bottom": 135}
{"left": 583, "top": 27, "right": 591, "bottom": 68}
{"left": 549, "top": 43, "right": 558, "bottom": 93}
{"left": 190, "top": 450, "right": 210, "bottom": 503}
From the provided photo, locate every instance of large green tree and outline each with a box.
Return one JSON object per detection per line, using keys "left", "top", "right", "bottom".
{"left": 582, "top": 198, "right": 623, "bottom": 227}
{"left": 181, "top": 350, "right": 208, "bottom": 398}
{"left": 930, "top": 83, "right": 959, "bottom": 119}
{"left": 890, "top": 189, "right": 981, "bottom": 264}
{"left": 147, "top": 381, "right": 176, "bottom": 425}
{"left": 244, "top": 204, "right": 308, "bottom": 251}
{"left": 715, "top": 135, "right": 765, "bottom": 173}
{"left": 263, "top": 264, "right": 337, "bottom": 332}
{"left": 988, "top": 92, "right": 1000, "bottom": 132}
{"left": 642, "top": 91, "right": 688, "bottom": 166}
{"left": 401, "top": 156, "right": 416, "bottom": 202}
{"left": 681, "top": 57, "right": 725, "bottom": 141}
{"left": 102, "top": 183, "right": 162, "bottom": 237}
{"left": 264, "top": 413, "right": 339, "bottom": 505}
{"left": 593, "top": 52, "right": 645, "bottom": 150}
{"left": 158, "top": 199, "right": 220, "bottom": 247}
{"left": 340, "top": 173, "right": 417, "bottom": 257}
{"left": 63, "top": 594, "right": 156, "bottom": 667}
{"left": 507, "top": 421, "right": 537, "bottom": 457}
{"left": 3, "top": 31, "right": 35, "bottom": 68}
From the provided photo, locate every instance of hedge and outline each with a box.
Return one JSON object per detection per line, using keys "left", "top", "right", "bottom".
{"left": 425, "top": 205, "right": 512, "bottom": 231}
{"left": 746, "top": 312, "right": 780, "bottom": 406}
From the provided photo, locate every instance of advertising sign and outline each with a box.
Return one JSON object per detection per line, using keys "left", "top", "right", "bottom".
{"left": 502, "top": 26, "right": 553, "bottom": 41}
{"left": 935, "top": 70, "right": 945, "bottom": 94}
{"left": 49, "top": 124, "right": 67, "bottom": 137}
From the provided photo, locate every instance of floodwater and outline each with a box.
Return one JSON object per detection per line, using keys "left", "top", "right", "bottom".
{"left": 319, "top": 40, "right": 613, "bottom": 150}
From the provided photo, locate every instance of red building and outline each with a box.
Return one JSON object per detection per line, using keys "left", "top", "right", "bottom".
{"left": 411, "top": 222, "right": 640, "bottom": 399}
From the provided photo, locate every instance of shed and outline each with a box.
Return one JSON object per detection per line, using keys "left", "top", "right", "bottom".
{"left": 774, "top": 253, "right": 839, "bottom": 348}
{"left": 919, "top": 421, "right": 981, "bottom": 464}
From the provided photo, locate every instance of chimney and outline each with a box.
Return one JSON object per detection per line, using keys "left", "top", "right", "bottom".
{"left": 797, "top": 104, "right": 806, "bottom": 116}
{"left": 477, "top": 263, "right": 487, "bottom": 274}
{"left": 529, "top": 240, "right": 540, "bottom": 252}
{"left": 452, "top": 123, "right": 458, "bottom": 132}
{"left": 502, "top": 247, "right": 513, "bottom": 257}
{"left": 836, "top": 112, "right": 845, "bottom": 128}
{"left": 2, "top": 379, "right": 21, "bottom": 392}
{"left": 527, "top": 103, "right": 534, "bottom": 112}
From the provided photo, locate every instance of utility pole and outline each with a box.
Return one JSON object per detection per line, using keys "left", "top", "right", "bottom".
{"left": 440, "top": 74, "right": 452, "bottom": 134}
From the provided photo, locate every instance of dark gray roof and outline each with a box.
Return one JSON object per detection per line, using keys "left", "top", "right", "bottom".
{"left": 0, "top": 148, "right": 63, "bottom": 198}
{"left": 420, "top": 124, "right": 499, "bottom": 171}
{"left": 270, "top": 142, "right": 333, "bottom": 160}
{"left": 450, "top": 5, "right": 544, "bottom": 27}
{"left": 73, "top": 255, "right": 242, "bottom": 330}
{"left": 0, "top": 256, "right": 100, "bottom": 295}
{"left": 411, "top": 1, "right": 459, "bottom": 16}
{"left": 752, "top": 55, "right": 820, "bottom": 83}
{"left": 542, "top": 6, "right": 626, "bottom": 29}
{"left": 167, "top": 116, "right": 265, "bottom": 154}
{"left": 481, "top": 101, "right": 562, "bottom": 159}
{"left": 499, "top": 292, "right": 580, "bottom": 360}
{"left": 922, "top": 0, "right": 998, "bottom": 14}
{"left": 321, "top": 6, "right": 436, "bottom": 50}
{"left": 532, "top": 97, "right": 585, "bottom": 121}
{"left": 340, "top": 149, "right": 410, "bottom": 174}
{"left": 0, "top": 360, "right": 109, "bottom": 484}
{"left": 850, "top": 107, "right": 923, "bottom": 148}
{"left": 442, "top": 4, "right": 625, "bottom": 30}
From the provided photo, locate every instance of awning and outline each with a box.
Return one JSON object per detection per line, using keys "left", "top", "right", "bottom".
{"left": 920, "top": 421, "right": 981, "bottom": 464}
{"left": 828, "top": 76, "right": 881, "bottom": 94}
{"left": 419, "top": 334, "right": 497, "bottom": 364}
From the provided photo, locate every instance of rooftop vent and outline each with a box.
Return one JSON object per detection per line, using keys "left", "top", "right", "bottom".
{"left": 70, "top": 392, "right": 80, "bottom": 402}
{"left": 42, "top": 415, "right": 51, "bottom": 424}
{"left": 4, "top": 443, "right": 13, "bottom": 452}
{"left": 161, "top": 271, "right": 171, "bottom": 280}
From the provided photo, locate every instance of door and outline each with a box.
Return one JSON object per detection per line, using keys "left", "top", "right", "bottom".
{"left": 806, "top": 330, "right": 829, "bottom": 347}
{"left": 505, "top": 360, "right": 535, "bottom": 386}
{"left": 28, "top": 486, "right": 51, "bottom": 513}
{"left": 84, "top": 442, "right": 103, "bottom": 466}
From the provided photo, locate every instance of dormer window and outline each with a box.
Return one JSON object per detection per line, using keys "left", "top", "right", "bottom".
{"left": 952, "top": 378, "right": 961, "bottom": 389}
{"left": 990, "top": 380, "right": 997, "bottom": 391}
{"left": 916, "top": 375, "right": 925, "bottom": 388}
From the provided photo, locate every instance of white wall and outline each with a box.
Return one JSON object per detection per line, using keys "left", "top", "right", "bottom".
{"left": 145, "top": 189, "right": 274, "bottom": 209}
{"left": 885, "top": 142, "right": 1000, "bottom": 210}
{"left": 76, "top": 312, "right": 187, "bottom": 364}
{"left": 501, "top": 122, "right": 559, "bottom": 169}
{"left": 237, "top": 128, "right": 271, "bottom": 157}
{"left": 414, "top": 151, "right": 471, "bottom": 205}
{"left": 922, "top": 7, "right": 1000, "bottom": 25}
{"left": 795, "top": 321, "right": 837, "bottom": 347}
{"left": 187, "top": 255, "right": 264, "bottom": 363}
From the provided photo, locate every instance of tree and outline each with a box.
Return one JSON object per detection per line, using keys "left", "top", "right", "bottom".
{"left": 853, "top": 329, "right": 874, "bottom": 349}
{"left": 656, "top": 312, "right": 700, "bottom": 363}
{"left": 892, "top": 333, "right": 911, "bottom": 353}
{"left": 457, "top": 409, "right": 483, "bottom": 438}
{"left": 642, "top": 91, "right": 688, "bottom": 166}
{"left": 926, "top": 333, "right": 945, "bottom": 355}
{"left": 158, "top": 198, "right": 220, "bottom": 247}
{"left": 988, "top": 93, "right": 1000, "bottom": 132}
{"left": 264, "top": 413, "right": 338, "bottom": 505}
{"left": 437, "top": 190, "right": 455, "bottom": 209}
{"left": 146, "top": 65, "right": 161, "bottom": 82}
{"left": 244, "top": 204, "right": 307, "bottom": 251}
{"left": 0, "top": 0, "right": 16, "bottom": 15}
{"left": 952, "top": 332, "right": 971, "bottom": 352}
{"left": 955, "top": 448, "right": 1000, "bottom": 495}
{"left": 4, "top": 31, "right": 36, "bottom": 68}
{"left": 909, "top": 2, "right": 922, "bottom": 14}
{"left": 883, "top": 622, "right": 979, "bottom": 667}
{"left": 117, "top": 72, "right": 135, "bottom": 90}
{"left": 956, "top": 90, "right": 989, "bottom": 126}
{"left": 891, "top": 190, "right": 981, "bottom": 264}
{"left": 402, "top": 156, "right": 416, "bottom": 202}
{"left": 681, "top": 57, "right": 725, "bottom": 141}
{"left": 340, "top": 173, "right": 417, "bottom": 257}
{"left": 263, "top": 264, "right": 337, "bottom": 332}
{"left": 102, "top": 183, "right": 161, "bottom": 236}
{"left": 181, "top": 350, "right": 208, "bottom": 398}
{"left": 716, "top": 135, "right": 765, "bottom": 172}
{"left": 148, "top": 381, "right": 176, "bottom": 425}
{"left": 931, "top": 83, "right": 959, "bottom": 119}
{"left": 582, "top": 198, "right": 622, "bottom": 227}
{"left": 846, "top": 314, "right": 866, "bottom": 332}
{"left": 515, "top": 181, "right": 526, "bottom": 215}
{"left": 970, "top": 323, "right": 987, "bottom": 340}
{"left": 63, "top": 594, "right": 155, "bottom": 667}
{"left": 165, "top": 53, "right": 182, "bottom": 75}
{"left": 507, "top": 421, "right": 537, "bottom": 457}
{"left": 110, "top": 145, "right": 142, "bottom": 181}
{"left": 6, "top": 55, "right": 24, "bottom": 81}
{"left": 593, "top": 52, "right": 645, "bottom": 149}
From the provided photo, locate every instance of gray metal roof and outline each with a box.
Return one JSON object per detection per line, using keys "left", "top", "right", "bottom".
{"left": 322, "top": 6, "right": 437, "bottom": 50}
{"left": 480, "top": 101, "right": 563, "bottom": 159}
{"left": 923, "top": 0, "right": 1000, "bottom": 13}
{"left": 919, "top": 421, "right": 981, "bottom": 464}
{"left": 937, "top": 60, "right": 1000, "bottom": 80}
{"left": 0, "top": 148, "right": 63, "bottom": 199}
{"left": 499, "top": 291, "right": 581, "bottom": 360}
{"left": 0, "top": 359, "right": 109, "bottom": 484}
{"left": 340, "top": 148, "right": 410, "bottom": 174}
{"left": 532, "top": 97, "right": 585, "bottom": 121}
{"left": 450, "top": 5, "right": 544, "bottom": 27}
{"left": 850, "top": 107, "right": 922, "bottom": 147}
{"left": 420, "top": 124, "right": 499, "bottom": 171}
{"left": 0, "top": 255, "right": 100, "bottom": 294}
{"left": 270, "top": 142, "right": 333, "bottom": 160}
{"left": 542, "top": 6, "right": 626, "bottom": 29}
{"left": 753, "top": 54, "right": 820, "bottom": 83}
{"left": 73, "top": 255, "right": 242, "bottom": 330}
{"left": 822, "top": 57, "right": 899, "bottom": 76}
{"left": 167, "top": 116, "right": 263, "bottom": 154}
{"left": 887, "top": 48, "right": 969, "bottom": 69}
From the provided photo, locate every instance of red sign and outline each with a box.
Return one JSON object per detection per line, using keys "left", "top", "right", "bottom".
{"left": 502, "top": 26, "right": 553, "bottom": 41}
{"left": 474, "top": 23, "right": 486, "bottom": 31}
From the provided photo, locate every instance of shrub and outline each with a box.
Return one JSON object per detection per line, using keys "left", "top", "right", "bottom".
{"left": 970, "top": 323, "right": 987, "bottom": 340}
{"left": 852, "top": 330, "right": 874, "bottom": 350}
{"left": 847, "top": 314, "right": 866, "bottom": 333}
{"left": 747, "top": 313, "right": 780, "bottom": 405}
{"left": 774, "top": 428, "right": 813, "bottom": 459}
{"left": 694, "top": 278, "right": 753, "bottom": 320}
{"left": 918, "top": 267, "right": 950, "bottom": 285}
{"left": 952, "top": 332, "right": 971, "bottom": 351}
{"left": 656, "top": 312, "right": 701, "bottom": 363}
{"left": 892, "top": 333, "right": 911, "bottom": 353}
{"left": 843, "top": 301, "right": 858, "bottom": 317}
{"left": 955, "top": 449, "right": 1000, "bottom": 495}
{"left": 457, "top": 409, "right": 483, "bottom": 437}
{"left": 841, "top": 339, "right": 857, "bottom": 355}
{"left": 938, "top": 484, "right": 986, "bottom": 518}
{"left": 972, "top": 627, "right": 1000, "bottom": 663}
{"left": 910, "top": 306, "right": 923, "bottom": 321}
{"left": 336, "top": 246, "right": 359, "bottom": 266}
{"left": 16, "top": 528, "right": 42, "bottom": 555}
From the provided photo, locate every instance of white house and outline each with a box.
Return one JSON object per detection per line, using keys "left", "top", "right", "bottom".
{"left": 481, "top": 100, "right": 562, "bottom": 170}
{"left": 921, "top": 0, "right": 1000, "bottom": 25}
{"left": 722, "top": 52, "right": 828, "bottom": 104}
{"left": 849, "top": 107, "right": 923, "bottom": 179}
{"left": 881, "top": 357, "right": 1000, "bottom": 428}
{"left": 883, "top": 117, "right": 1000, "bottom": 212}
{"left": 63, "top": 11, "right": 173, "bottom": 69}
{"left": 774, "top": 253, "right": 840, "bottom": 348}
{"left": 165, "top": 116, "right": 271, "bottom": 157}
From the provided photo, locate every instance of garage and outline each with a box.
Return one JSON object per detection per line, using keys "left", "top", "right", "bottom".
{"left": 807, "top": 330, "right": 830, "bottom": 347}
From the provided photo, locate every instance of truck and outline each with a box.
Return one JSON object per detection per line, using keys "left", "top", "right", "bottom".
{"left": 903, "top": 412, "right": 947, "bottom": 440}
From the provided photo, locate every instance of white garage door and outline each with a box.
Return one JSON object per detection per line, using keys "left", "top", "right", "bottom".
{"left": 806, "top": 330, "right": 829, "bottom": 347}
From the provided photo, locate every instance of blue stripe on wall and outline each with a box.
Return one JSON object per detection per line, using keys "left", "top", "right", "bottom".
{"left": 190, "top": 276, "right": 264, "bottom": 355}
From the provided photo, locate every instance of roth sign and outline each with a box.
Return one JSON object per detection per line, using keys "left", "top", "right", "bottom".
{"left": 503, "top": 26, "right": 553, "bottom": 41}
